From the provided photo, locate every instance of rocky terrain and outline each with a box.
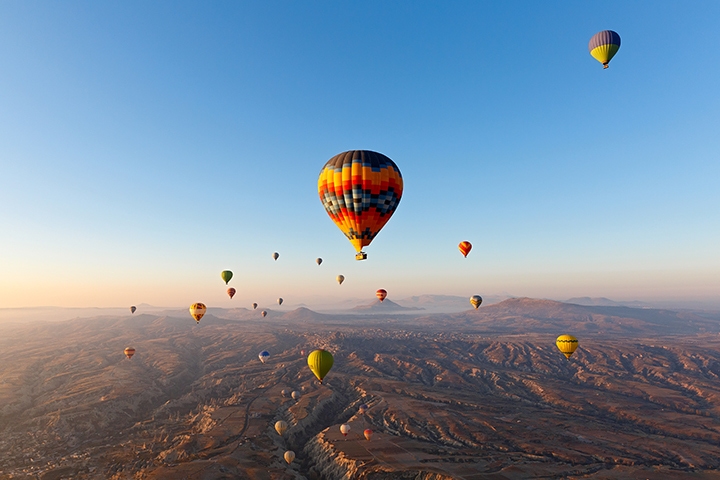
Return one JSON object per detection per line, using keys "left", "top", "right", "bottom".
{"left": 3, "top": 299, "right": 720, "bottom": 479}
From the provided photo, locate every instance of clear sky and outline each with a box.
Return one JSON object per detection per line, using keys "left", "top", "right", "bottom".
{"left": 1, "top": 1, "right": 719, "bottom": 309}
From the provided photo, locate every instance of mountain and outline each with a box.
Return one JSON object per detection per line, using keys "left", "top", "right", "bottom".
{"left": 351, "top": 298, "right": 424, "bottom": 312}
{"left": 565, "top": 296, "right": 650, "bottom": 307}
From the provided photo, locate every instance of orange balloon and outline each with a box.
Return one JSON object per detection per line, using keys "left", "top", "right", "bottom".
{"left": 376, "top": 289, "right": 387, "bottom": 302}
{"left": 458, "top": 241, "right": 472, "bottom": 258}
{"left": 124, "top": 347, "right": 136, "bottom": 359}
{"left": 363, "top": 429, "right": 373, "bottom": 440}
{"left": 227, "top": 287, "right": 236, "bottom": 299}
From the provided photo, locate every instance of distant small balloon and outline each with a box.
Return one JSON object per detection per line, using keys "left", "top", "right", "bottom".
{"left": 291, "top": 391, "right": 301, "bottom": 400}
{"left": 316, "top": 258, "right": 323, "bottom": 265}
{"left": 124, "top": 347, "right": 136, "bottom": 359}
{"left": 363, "top": 429, "right": 373, "bottom": 441}
{"left": 281, "top": 389, "right": 290, "bottom": 397}
{"left": 261, "top": 310, "right": 267, "bottom": 318}
{"left": 300, "top": 349, "right": 306, "bottom": 356}
{"left": 272, "top": 252, "right": 279, "bottom": 261}
{"left": 221, "top": 270, "right": 233, "bottom": 285}
{"left": 336, "top": 275, "right": 345, "bottom": 285}
{"left": 470, "top": 295, "right": 482, "bottom": 309}
{"left": 259, "top": 350, "right": 270, "bottom": 363}
{"left": 340, "top": 423, "right": 350, "bottom": 437}
{"left": 284, "top": 450, "right": 295, "bottom": 464}
{"left": 458, "top": 241, "right": 472, "bottom": 258}
{"left": 130, "top": 306, "right": 136, "bottom": 314}
{"left": 227, "top": 287, "right": 236, "bottom": 299}
{"left": 376, "top": 289, "right": 387, "bottom": 302}
{"left": 252, "top": 302, "right": 258, "bottom": 310}
{"left": 589, "top": 30, "right": 621, "bottom": 69}
{"left": 358, "top": 403, "right": 368, "bottom": 414}
{"left": 275, "top": 420, "right": 288, "bottom": 435}
{"left": 277, "top": 298, "right": 283, "bottom": 306}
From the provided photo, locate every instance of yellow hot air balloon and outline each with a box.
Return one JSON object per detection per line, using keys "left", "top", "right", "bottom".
{"left": 318, "top": 150, "right": 403, "bottom": 260}
{"left": 470, "top": 295, "right": 482, "bottom": 309}
{"left": 284, "top": 450, "right": 295, "bottom": 464}
{"left": 189, "top": 303, "right": 206, "bottom": 323}
{"left": 556, "top": 334, "right": 579, "bottom": 359}
{"left": 336, "top": 275, "right": 345, "bottom": 285}
{"left": 307, "top": 349, "right": 334, "bottom": 384}
{"left": 275, "top": 420, "right": 288, "bottom": 436}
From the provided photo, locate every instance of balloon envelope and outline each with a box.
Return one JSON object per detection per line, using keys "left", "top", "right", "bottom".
{"left": 189, "top": 303, "right": 206, "bottom": 323}
{"left": 358, "top": 403, "right": 368, "bottom": 414}
{"left": 316, "top": 258, "right": 323, "bottom": 265}
{"left": 252, "top": 302, "right": 258, "bottom": 310}
{"left": 307, "top": 349, "right": 334, "bottom": 383}
{"left": 340, "top": 423, "right": 350, "bottom": 436}
{"left": 261, "top": 310, "right": 267, "bottom": 317}
{"left": 272, "top": 252, "right": 279, "bottom": 261}
{"left": 221, "top": 270, "right": 233, "bottom": 285}
{"left": 259, "top": 351, "right": 270, "bottom": 363}
{"left": 556, "top": 334, "right": 579, "bottom": 359}
{"left": 130, "top": 306, "right": 136, "bottom": 314}
{"left": 291, "top": 391, "right": 301, "bottom": 400}
{"left": 275, "top": 420, "right": 288, "bottom": 435}
{"left": 284, "top": 450, "right": 295, "bottom": 464}
{"left": 376, "top": 289, "right": 387, "bottom": 302}
{"left": 364, "top": 429, "right": 373, "bottom": 440}
{"left": 277, "top": 298, "right": 283, "bottom": 306}
{"left": 470, "top": 295, "right": 482, "bottom": 309}
{"left": 318, "top": 150, "right": 403, "bottom": 259}
{"left": 227, "top": 287, "right": 236, "bottom": 299}
{"left": 589, "top": 30, "right": 621, "bottom": 68}
{"left": 458, "top": 241, "right": 472, "bottom": 258}
{"left": 336, "top": 275, "right": 345, "bottom": 285}
{"left": 124, "top": 347, "right": 135, "bottom": 359}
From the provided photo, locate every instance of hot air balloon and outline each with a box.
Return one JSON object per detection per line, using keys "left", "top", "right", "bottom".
{"left": 284, "top": 450, "right": 295, "bottom": 464}
{"left": 300, "top": 349, "right": 306, "bottom": 356}
{"left": 363, "top": 429, "right": 373, "bottom": 441}
{"left": 272, "top": 252, "right": 279, "bottom": 261}
{"left": 281, "top": 389, "right": 290, "bottom": 397}
{"left": 291, "top": 391, "right": 301, "bottom": 400}
{"left": 259, "top": 351, "right": 270, "bottom": 363}
{"left": 316, "top": 258, "right": 323, "bottom": 265}
{"left": 275, "top": 420, "right": 288, "bottom": 435}
{"left": 307, "top": 349, "right": 334, "bottom": 383}
{"left": 189, "top": 303, "right": 206, "bottom": 323}
{"left": 340, "top": 423, "right": 350, "bottom": 437}
{"left": 336, "top": 275, "right": 345, "bottom": 285}
{"left": 358, "top": 404, "right": 368, "bottom": 414}
{"left": 470, "top": 295, "right": 482, "bottom": 309}
{"left": 130, "top": 306, "right": 136, "bottom": 314}
{"left": 261, "top": 310, "right": 267, "bottom": 318}
{"left": 221, "top": 270, "right": 233, "bottom": 285}
{"left": 318, "top": 150, "right": 403, "bottom": 260}
{"left": 252, "top": 302, "right": 258, "bottom": 310}
{"left": 227, "top": 287, "right": 236, "bottom": 299}
{"left": 589, "top": 30, "right": 621, "bottom": 69}
{"left": 277, "top": 298, "right": 283, "bottom": 306}
{"left": 376, "top": 289, "right": 387, "bottom": 302}
{"left": 458, "top": 241, "right": 472, "bottom": 258}
{"left": 124, "top": 347, "right": 136, "bottom": 359}
{"left": 556, "top": 334, "right": 579, "bottom": 359}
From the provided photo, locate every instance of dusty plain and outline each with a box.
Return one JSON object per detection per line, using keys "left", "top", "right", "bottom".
{"left": 3, "top": 298, "right": 720, "bottom": 479}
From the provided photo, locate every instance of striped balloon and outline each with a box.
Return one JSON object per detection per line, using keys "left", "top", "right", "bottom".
{"left": 588, "top": 30, "right": 621, "bottom": 69}
{"left": 556, "top": 334, "right": 579, "bottom": 359}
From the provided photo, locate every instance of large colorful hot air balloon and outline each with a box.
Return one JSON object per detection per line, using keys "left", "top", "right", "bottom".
{"left": 458, "top": 241, "right": 472, "bottom": 258}
{"left": 252, "top": 302, "right": 258, "bottom": 310}
{"left": 189, "top": 303, "right": 206, "bottom": 323}
{"left": 363, "top": 429, "right": 373, "bottom": 441}
{"left": 340, "top": 423, "right": 351, "bottom": 437}
{"left": 259, "top": 351, "right": 270, "bottom": 363}
{"left": 275, "top": 420, "right": 288, "bottom": 435}
{"left": 221, "top": 270, "right": 233, "bottom": 285}
{"left": 376, "top": 289, "right": 387, "bottom": 302}
{"left": 284, "top": 450, "right": 295, "bottom": 464}
{"left": 336, "top": 275, "right": 345, "bottom": 285}
{"left": 130, "top": 306, "right": 136, "bottom": 314}
{"left": 318, "top": 150, "right": 403, "bottom": 260}
{"left": 227, "top": 287, "right": 236, "bottom": 299}
{"left": 277, "top": 298, "right": 283, "bottom": 306}
{"left": 589, "top": 30, "right": 621, "bottom": 69}
{"left": 470, "top": 295, "right": 482, "bottom": 309}
{"left": 261, "top": 310, "right": 267, "bottom": 318}
{"left": 307, "top": 349, "right": 334, "bottom": 384}
{"left": 316, "top": 258, "right": 323, "bottom": 265}
{"left": 556, "top": 334, "right": 579, "bottom": 359}
{"left": 124, "top": 347, "right": 136, "bottom": 359}
{"left": 272, "top": 252, "right": 279, "bottom": 261}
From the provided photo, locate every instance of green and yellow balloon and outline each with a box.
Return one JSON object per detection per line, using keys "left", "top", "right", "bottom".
{"left": 307, "top": 349, "right": 334, "bottom": 383}
{"left": 221, "top": 270, "right": 233, "bottom": 285}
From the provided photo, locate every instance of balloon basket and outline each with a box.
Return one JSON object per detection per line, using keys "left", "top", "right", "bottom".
{"left": 355, "top": 252, "right": 367, "bottom": 261}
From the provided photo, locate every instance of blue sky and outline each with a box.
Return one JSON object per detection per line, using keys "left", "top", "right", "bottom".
{"left": 1, "top": 1, "right": 719, "bottom": 308}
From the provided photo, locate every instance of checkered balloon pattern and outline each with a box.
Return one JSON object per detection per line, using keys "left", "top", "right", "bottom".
{"left": 318, "top": 150, "right": 403, "bottom": 253}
